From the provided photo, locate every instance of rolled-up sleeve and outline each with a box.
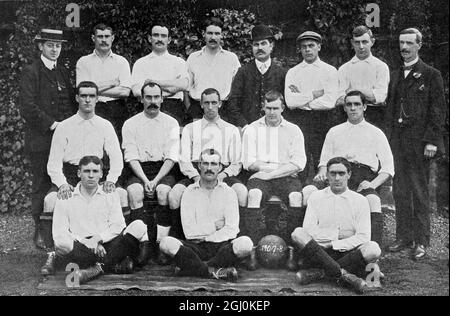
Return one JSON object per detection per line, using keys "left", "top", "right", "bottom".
{"left": 372, "top": 63, "right": 390, "bottom": 104}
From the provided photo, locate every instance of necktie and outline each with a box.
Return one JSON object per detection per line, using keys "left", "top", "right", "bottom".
{"left": 403, "top": 65, "right": 413, "bottom": 71}
{"left": 260, "top": 63, "right": 267, "bottom": 74}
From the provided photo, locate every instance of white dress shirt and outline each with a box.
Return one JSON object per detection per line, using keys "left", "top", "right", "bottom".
{"left": 41, "top": 55, "right": 56, "bottom": 70}
{"left": 255, "top": 58, "right": 272, "bottom": 75}
{"left": 187, "top": 47, "right": 241, "bottom": 101}
{"left": 180, "top": 118, "right": 242, "bottom": 179}
{"left": 47, "top": 113, "right": 123, "bottom": 188}
{"left": 403, "top": 56, "right": 419, "bottom": 78}
{"left": 285, "top": 58, "right": 339, "bottom": 110}
{"left": 53, "top": 184, "right": 126, "bottom": 255}
{"left": 121, "top": 111, "right": 180, "bottom": 163}
{"left": 76, "top": 50, "right": 132, "bottom": 102}
{"left": 303, "top": 187, "right": 371, "bottom": 252}
{"left": 338, "top": 54, "right": 390, "bottom": 104}
{"left": 319, "top": 120, "right": 394, "bottom": 176}
{"left": 131, "top": 51, "right": 189, "bottom": 100}
{"left": 181, "top": 181, "right": 239, "bottom": 243}
{"left": 242, "top": 117, "right": 306, "bottom": 172}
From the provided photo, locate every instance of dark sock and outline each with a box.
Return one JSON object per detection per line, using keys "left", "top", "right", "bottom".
{"left": 131, "top": 207, "right": 148, "bottom": 224}
{"left": 170, "top": 208, "right": 185, "bottom": 240}
{"left": 337, "top": 249, "right": 367, "bottom": 276}
{"left": 156, "top": 204, "right": 171, "bottom": 227}
{"left": 287, "top": 206, "right": 304, "bottom": 236}
{"left": 300, "top": 240, "right": 341, "bottom": 279}
{"left": 240, "top": 207, "right": 263, "bottom": 245}
{"left": 371, "top": 212, "right": 383, "bottom": 248}
{"left": 207, "top": 243, "right": 237, "bottom": 268}
{"left": 122, "top": 206, "right": 131, "bottom": 225}
{"left": 39, "top": 213, "right": 54, "bottom": 249}
{"left": 173, "top": 245, "right": 209, "bottom": 277}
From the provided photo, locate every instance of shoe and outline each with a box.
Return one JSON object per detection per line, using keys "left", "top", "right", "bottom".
{"left": 337, "top": 269, "right": 366, "bottom": 294}
{"left": 243, "top": 246, "right": 258, "bottom": 271}
{"left": 111, "top": 256, "right": 134, "bottom": 274}
{"left": 295, "top": 269, "right": 325, "bottom": 285}
{"left": 40, "top": 251, "right": 56, "bottom": 276}
{"left": 33, "top": 225, "right": 47, "bottom": 251}
{"left": 209, "top": 267, "right": 239, "bottom": 282}
{"left": 136, "top": 241, "right": 151, "bottom": 267}
{"left": 411, "top": 244, "right": 426, "bottom": 261}
{"left": 75, "top": 263, "right": 104, "bottom": 284}
{"left": 388, "top": 239, "right": 414, "bottom": 252}
{"left": 286, "top": 246, "right": 298, "bottom": 271}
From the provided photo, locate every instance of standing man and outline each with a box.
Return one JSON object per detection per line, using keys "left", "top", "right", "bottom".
{"left": 131, "top": 25, "right": 189, "bottom": 125}
{"left": 285, "top": 31, "right": 339, "bottom": 183}
{"left": 186, "top": 19, "right": 241, "bottom": 121}
{"left": 337, "top": 26, "right": 390, "bottom": 129}
{"left": 122, "top": 82, "right": 180, "bottom": 256}
{"left": 159, "top": 149, "right": 253, "bottom": 281}
{"left": 76, "top": 23, "right": 132, "bottom": 142}
{"left": 386, "top": 28, "right": 446, "bottom": 260}
{"left": 241, "top": 91, "right": 306, "bottom": 244}
{"left": 19, "top": 29, "right": 76, "bottom": 250}
{"left": 227, "top": 24, "right": 287, "bottom": 131}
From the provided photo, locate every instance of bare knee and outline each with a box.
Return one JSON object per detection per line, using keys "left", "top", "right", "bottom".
{"left": 291, "top": 227, "right": 312, "bottom": 249}
{"left": 302, "top": 185, "right": 318, "bottom": 207}
{"left": 366, "top": 194, "right": 381, "bottom": 213}
{"left": 288, "top": 191, "right": 302, "bottom": 208}
{"left": 43, "top": 191, "right": 57, "bottom": 213}
{"left": 159, "top": 236, "right": 182, "bottom": 257}
{"left": 247, "top": 189, "right": 263, "bottom": 208}
{"left": 124, "top": 220, "right": 148, "bottom": 241}
{"left": 359, "top": 241, "right": 381, "bottom": 263}
{"left": 168, "top": 184, "right": 186, "bottom": 210}
{"left": 127, "top": 183, "right": 144, "bottom": 209}
{"left": 156, "top": 184, "right": 171, "bottom": 206}
{"left": 116, "top": 187, "right": 128, "bottom": 207}
{"left": 232, "top": 183, "right": 248, "bottom": 207}
{"left": 232, "top": 236, "right": 253, "bottom": 258}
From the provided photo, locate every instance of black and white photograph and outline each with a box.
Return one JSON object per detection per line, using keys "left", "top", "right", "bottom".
{"left": 0, "top": 0, "right": 448, "bottom": 299}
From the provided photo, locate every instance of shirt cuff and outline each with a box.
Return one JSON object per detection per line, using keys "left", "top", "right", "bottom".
{"left": 50, "top": 121, "right": 59, "bottom": 131}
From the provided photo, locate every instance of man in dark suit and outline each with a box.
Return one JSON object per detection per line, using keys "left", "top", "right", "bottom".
{"left": 225, "top": 24, "right": 287, "bottom": 132}
{"left": 386, "top": 28, "right": 446, "bottom": 260}
{"left": 19, "top": 29, "right": 76, "bottom": 250}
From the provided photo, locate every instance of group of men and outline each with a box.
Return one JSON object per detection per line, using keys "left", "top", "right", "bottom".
{"left": 19, "top": 18, "right": 446, "bottom": 294}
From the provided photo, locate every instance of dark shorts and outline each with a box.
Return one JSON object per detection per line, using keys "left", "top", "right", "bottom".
{"left": 181, "top": 239, "right": 232, "bottom": 261}
{"left": 126, "top": 161, "right": 177, "bottom": 188}
{"left": 247, "top": 176, "right": 302, "bottom": 206}
{"left": 176, "top": 175, "right": 242, "bottom": 188}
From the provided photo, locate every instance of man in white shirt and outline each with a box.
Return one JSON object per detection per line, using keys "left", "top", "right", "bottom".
{"left": 242, "top": 91, "right": 306, "bottom": 244}
{"left": 76, "top": 24, "right": 131, "bottom": 142}
{"left": 291, "top": 157, "right": 381, "bottom": 294}
{"left": 285, "top": 31, "right": 338, "bottom": 184}
{"left": 186, "top": 18, "right": 241, "bottom": 121}
{"left": 40, "top": 156, "right": 149, "bottom": 284}
{"left": 336, "top": 26, "right": 390, "bottom": 129}
{"left": 131, "top": 25, "right": 189, "bottom": 125}
{"left": 168, "top": 88, "right": 247, "bottom": 241}
{"left": 159, "top": 149, "right": 253, "bottom": 281}
{"left": 122, "top": 82, "right": 180, "bottom": 263}
{"left": 304, "top": 90, "right": 394, "bottom": 247}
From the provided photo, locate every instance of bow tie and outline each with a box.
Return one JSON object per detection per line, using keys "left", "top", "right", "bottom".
{"left": 403, "top": 65, "right": 414, "bottom": 71}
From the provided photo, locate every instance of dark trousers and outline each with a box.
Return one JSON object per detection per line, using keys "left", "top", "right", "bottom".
{"left": 365, "top": 105, "right": 387, "bottom": 131}
{"left": 96, "top": 99, "right": 128, "bottom": 143}
{"left": 392, "top": 130, "right": 431, "bottom": 246}
{"left": 30, "top": 150, "right": 52, "bottom": 220}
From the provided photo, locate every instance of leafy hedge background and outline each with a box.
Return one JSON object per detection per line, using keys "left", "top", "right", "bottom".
{"left": 0, "top": 0, "right": 448, "bottom": 213}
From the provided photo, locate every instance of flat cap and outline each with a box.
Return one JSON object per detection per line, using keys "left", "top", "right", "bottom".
{"left": 296, "top": 31, "right": 322, "bottom": 44}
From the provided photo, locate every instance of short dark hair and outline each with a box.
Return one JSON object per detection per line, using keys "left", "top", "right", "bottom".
{"left": 77, "top": 81, "right": 99, "bottom": 95}
{"left": 326, "top": 157, "right": 352, "bottom": 173}
{"left": 400, "top": 28, "right": 423, "bottom": 44}
{"left": 264, "top": 90, "right": 285, "bottom": 106}
{"left": 344, "top": 90, "right": 366, "bottom": 105}
{"left": 199, "top": 148, "right": 222, "bottom": 162}
{"left": 205, "top": 17, "right": 223, "bottom": 30}
{"left": 352, "top": 25, "right": 373, "bottom": 39}
{"left": 141, "top": 82, "right": 163, "bottom": 97}
{"left": 78, "top": 155, "right": 103, "bottom": 170}
{"left": 93, "top": 23, "right": 114, "bottom": 35}
{"left": 201, "top": 88, "right": 221, "bottom": 102}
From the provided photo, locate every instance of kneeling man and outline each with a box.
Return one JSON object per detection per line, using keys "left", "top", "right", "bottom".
{"left": 159, "top": 149, "right": 253, "bottom": 281}
{"left": 291, "top": 157, "right": 381, "bottom": 294}
{"left": 41, "top": 156, "right": 149, "bottom": 284}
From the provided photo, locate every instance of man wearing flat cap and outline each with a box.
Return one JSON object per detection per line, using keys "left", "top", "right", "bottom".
{"left": 19, "top": 28, "right": 77, "bottom": 250}
{"left": 285, "top": 31, "right": 339, "bottom": 186}
{"left": 227, "top": 24, "right": 287, "bottom": 132}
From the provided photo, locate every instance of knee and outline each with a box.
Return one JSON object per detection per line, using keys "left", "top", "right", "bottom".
{"left": 124, "top": 220, "right": 148, "bottom": 241}
{"left": 360, "top": 241, "right": 381, "bottom": 263}
{"left": 232, "top": 236, "right": 254, "bottom": 258}
{"left": 159, "top": 236, "right": 182, "bottom": 257}
{"left": 156, "top": 184, "right": 171, "bottom": 205}
{"left": 43, "top": 192, "right": 57, "bottom": 213}
{"left": 116, "top": 187, "right": 128, "bottom": 207}
{"left": 291, "top": 227, "right": 311, "bottom": 249}
{"left": 168, "top": 184, "right": 186, "bottom": 209}
{"left": 127, "top": 184, "right": 144, "bottom": 205}
{"left": 366, "top": 194, "right": 381, "bottom": 212}
{"left": 232, "top": 183, "right": 248, "bottom": 207}
{"left": 55, "top": 240, "right": 73, "bottom": 256}
{"left": 302, "top": 185, "right": 318, "bottom": 207}
{"left": 288, "top": 191, "right": 302, "bottom": 207}
{"left": 247, "top": 189, "right": 263, "bottom": 208}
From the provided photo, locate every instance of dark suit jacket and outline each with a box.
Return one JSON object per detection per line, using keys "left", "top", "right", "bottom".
{"left": 19, "top": 59, "right": 76, "bottom": 152}
{"left": 386, "top": 59, "right": 446, "bottom": 153}
{"left": 225, "top": 60, "right": 287, "bottom": 127}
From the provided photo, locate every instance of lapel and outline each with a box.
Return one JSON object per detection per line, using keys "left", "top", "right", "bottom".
{"left": 38, "top": 59, "right": 56, "bottom": 83}
{"left": 406, "top": 59, "right": 425, "bottom": 89}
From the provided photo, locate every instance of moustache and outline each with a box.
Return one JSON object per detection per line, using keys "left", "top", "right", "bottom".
{"left": 205, "top": 171, "right": 214, "bottom": 175}
{"left": 209, "top": 40, "right": 218, "bottom": 44}
{"left": 156, "top": 41, "right": 164, "bottom": 45}
{"left": 401, "top": 49, "right": 409, "bottom": 53}
{"left": 147, "top": 104, "right": 159, "bottom": 109}
{"left": 256, "top": 50, "right": 265, "bottom": 54}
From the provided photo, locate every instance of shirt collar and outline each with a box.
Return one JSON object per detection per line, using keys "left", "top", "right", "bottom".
{"left": 191, "top": 180, "right": 227, "bottom": 190}
{"left": 256, "top": 116, "right": 287, "bottom": 127}
{"left": 149, "top": 51, "right": 170, "bottom": 59}
{"left": 255, "top": 58, "right": 271, "bottom": 70}
{"left": 201, "top": 117, "right": 225, "bottom": 129}
{"left": 404, "top": 56, "right": 419, "bottom": 67}
{"left": 141, "top": 111, "right": 164, "bottom": 123}
{"left": 75, "top": 112, "right": 97, "bottom": 124}
{"left": 93, "top": 49, "right": 115, "bottom": 59}
{"left": 72, "top": 183, "right": 105, "bottom": 197}
{"left": 300, "top": 57, "right": 322, "bottom": 68}
{"left": 199, "top": 46, "right": 224, "bottom": 56}
{"left": 41, "top": 55, "right": 57, "bottom": 70}
{"left": 324, "top": 186, "right": 351, "bottom": 199}
{"left": 351, "top": 54, "right": 374, "bottom": 64}
{"left": 345, "top": 119, "right": 368, "bottom": 128}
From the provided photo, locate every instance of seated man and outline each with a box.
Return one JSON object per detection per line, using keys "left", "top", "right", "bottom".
{"left": 159, "top": 149, "right": 253, "bottom": 281}
{"left": 122, "top": 82, "right": 180, "bottom": 257}
{"left": 169, "top": 88, "right": 247, "bottom": 239}
{"left": 304, "top": 90, "right": 394, "bottom": 247}
{"left": 241, "top": 90, "right": 306, "bottom": 244}
{"left": 292, "top": 157, "right": 381, "bottom": 294}
{"left": 41, "top": 156, "right": 149, "bottom": 284}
